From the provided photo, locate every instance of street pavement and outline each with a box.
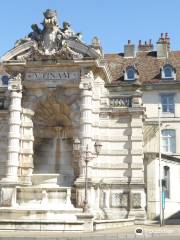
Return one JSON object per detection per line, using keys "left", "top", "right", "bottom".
{"left": 0, "top": 223, "right": 180, "bottom": 239}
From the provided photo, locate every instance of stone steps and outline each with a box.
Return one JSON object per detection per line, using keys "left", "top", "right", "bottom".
{"left": 0, "top": 219, "right": 84, "bottom": 231}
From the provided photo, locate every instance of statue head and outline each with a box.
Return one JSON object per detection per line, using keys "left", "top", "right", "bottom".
{"left": 43, "top": 9, "right": 57, "bottom": 19}
{"left": 63, "top": 21, "right": 70, "bottom": 30}
{"left": 42, "top": 9, "right": 58, "bottom": 29}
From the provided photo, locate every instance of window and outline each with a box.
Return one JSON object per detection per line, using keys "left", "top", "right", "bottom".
{"left": 124, "top": 66, "right": 138, "bottom": 81}
{"left": 164, "top": 66, "right": 172, "bottom": 78}
{"left": 127, "top": 68, "right": 135, "bottom": 80}
{"left": 162, "top": 129, "right": 176, "bottom": 154}
{"left": 161, "top": 64, "right": 176, "bottom": 80}
{"left": 163, "top": 166, "right": 170, "bottom": 198}
{"left": 161, "top": 94, "right": 174, "bottom": 113}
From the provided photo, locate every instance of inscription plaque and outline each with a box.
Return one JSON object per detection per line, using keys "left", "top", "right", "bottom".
{"left": 25, "top": 71, "right": 80, "bottom": 81}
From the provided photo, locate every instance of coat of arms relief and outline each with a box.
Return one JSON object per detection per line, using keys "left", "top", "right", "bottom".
{"left": 8, "top": 9, "right": 102, "bottom": 61}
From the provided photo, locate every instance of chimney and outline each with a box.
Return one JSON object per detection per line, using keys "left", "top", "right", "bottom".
{"left": 138, "top": 39, "right": 154, "bottom": 52}
{"left": 124, "top": 40, "right": 136, "bottom": 58}
{"left": 157, "top": 33, "right": 170, "bottom": 58}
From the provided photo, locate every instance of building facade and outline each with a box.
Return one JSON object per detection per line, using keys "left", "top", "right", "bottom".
{"left": 0, "top": 10, "right": 179, "bottom": 231}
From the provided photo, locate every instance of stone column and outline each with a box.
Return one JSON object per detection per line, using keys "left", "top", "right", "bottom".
{"left": 128, "top": 93, "right": 146, "bottom": 221}
{"left": 75, "top": 70, "right": 94, "bottom": 209}
{"left": 19, "top": 108, "right": 34, "bottom": 185}
{"left": 79, "top": 70, "right": 93, "bottom": 177}
{"left": 3, "top": 74, "right": 22, "bottom": 184}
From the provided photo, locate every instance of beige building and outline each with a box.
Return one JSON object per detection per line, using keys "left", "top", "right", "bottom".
{"left": 0, "top": 10, "right": 179, "bottom": 231}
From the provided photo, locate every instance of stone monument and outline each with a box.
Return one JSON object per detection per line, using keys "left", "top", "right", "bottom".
{"left": 0, "top": 9, "right": 146, "bottom": 231}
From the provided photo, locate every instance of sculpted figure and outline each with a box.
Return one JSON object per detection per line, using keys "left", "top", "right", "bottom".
{"left": 15, "top": 24, "right": 41, "bottom": 47}
{"left": 28, "top": 24, "right": 42, "bottom": 42}
{"left": 62, "top": 22, "right": 82, "bottom": 41}
{"left": 40, "top": 9, "right": 64, "bottom": 54}
{"left": 13, "top": 9, "right": 84, "bottom": 59}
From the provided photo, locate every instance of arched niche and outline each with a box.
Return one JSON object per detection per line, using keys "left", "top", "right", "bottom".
{"left": 32, "top": 89, "right": 80, "bottom": 186}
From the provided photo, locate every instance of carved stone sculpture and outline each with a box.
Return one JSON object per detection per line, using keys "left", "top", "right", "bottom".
{"left": 62, "top": 21, "right": 82, "bottom": 41}
{"left": 2, "top": 9, "right": 101, "bottom": 62}
{"left": 14, "top": 9, "right": 85, "bottom": 60}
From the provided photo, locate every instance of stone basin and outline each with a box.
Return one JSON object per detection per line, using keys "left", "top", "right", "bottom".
{"left": 16, "top": 186, "right": 74, "bottom": 209}
{"left": 31, "top": 173, "right": 74, "bottom": 187}
{"left": 32, "top": 174, "right": 60, "bottom": 186}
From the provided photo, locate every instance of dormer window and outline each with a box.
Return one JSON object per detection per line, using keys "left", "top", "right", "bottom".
{"left": 124, "top": 66, "right": 138, "bottom": 81}
{"left": 161, "top": 64, "right": 176, "bottom": 80}
{"left": 127, "top": 68, "right": 135, "bottom": 80}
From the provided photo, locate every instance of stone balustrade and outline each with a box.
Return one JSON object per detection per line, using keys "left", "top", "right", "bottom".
{"left": 109, "top": 97, "right": 132, "bottom": 107}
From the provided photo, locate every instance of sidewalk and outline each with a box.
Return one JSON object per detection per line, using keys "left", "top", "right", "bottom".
{"left": 0, "top": 222, "right": 180, "bottom": 239}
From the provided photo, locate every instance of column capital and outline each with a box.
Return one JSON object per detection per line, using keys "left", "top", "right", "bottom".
{"left": 8, "top": 73, "right": 22, "bottom": 92}
{"left": 79, "top": 82, "right": 92, "bottom": 91}
{"left": 80, "top": 70, "right": 94, "bottom": 90}
{"left": 80, "top": 70, "right": 94, "bottom": 80}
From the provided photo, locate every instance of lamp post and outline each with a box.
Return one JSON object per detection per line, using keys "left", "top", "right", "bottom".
{"left": 158, "top": 105, "right": 163, "bottom": 227}
{"left": 73, "top": 139, "right": 102, "bottom": 212}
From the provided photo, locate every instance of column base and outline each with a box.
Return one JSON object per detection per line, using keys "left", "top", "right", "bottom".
{"left": 0, "top": 177, "right": 18, "bottom": 186}
{"left": 128, "top": 208, "right": 146, "bottom": 224}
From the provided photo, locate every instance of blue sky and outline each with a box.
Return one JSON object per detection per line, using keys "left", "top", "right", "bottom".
{"left": 1, "top": 0, "right": 180, "bottom": 56}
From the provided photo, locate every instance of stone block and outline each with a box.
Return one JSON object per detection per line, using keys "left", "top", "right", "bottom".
{"left": 0, "top": 187, "right": 16, "bottom": 207}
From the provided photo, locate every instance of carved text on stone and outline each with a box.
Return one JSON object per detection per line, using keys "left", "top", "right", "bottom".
{"left": 25, "top": 71, "right": 80, "bottom": 81}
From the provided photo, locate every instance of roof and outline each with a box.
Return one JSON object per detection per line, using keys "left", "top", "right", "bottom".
{"left": 105, "top": 51, "right": 180, "bottom": 84}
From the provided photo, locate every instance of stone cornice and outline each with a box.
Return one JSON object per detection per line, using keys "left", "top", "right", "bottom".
{"left": 100, "top": 106, "right": 145, "bottom": 116}
{"left": 144, "top": 152, "right": 180, "bottom": 163}
{"left": 142, "top": 81, "right": 180, "bottom": 91}
{"left": 2, "top": 58, "right": 112, "bottom": 86}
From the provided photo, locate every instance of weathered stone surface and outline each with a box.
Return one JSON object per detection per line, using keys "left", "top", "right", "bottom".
{"left": 0, "top": 9, "right": 146, "bottom": 231}
{"left": 132, "top": 193, "right": 141, "bottom": 209}
{"left": 111, "top": 193, "right": 129, "bottom": 208}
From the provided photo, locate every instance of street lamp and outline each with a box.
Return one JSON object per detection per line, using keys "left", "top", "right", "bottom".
{"left": 73, "top": 138, "right": 102, "bottom": 212}
{"left": 158, "top": 105, "right": 163, "bottom": 227}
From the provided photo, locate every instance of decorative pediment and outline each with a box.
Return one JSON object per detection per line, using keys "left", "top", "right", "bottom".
{"left": 1, "top": 9, "right": 102, "bottom": 62}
